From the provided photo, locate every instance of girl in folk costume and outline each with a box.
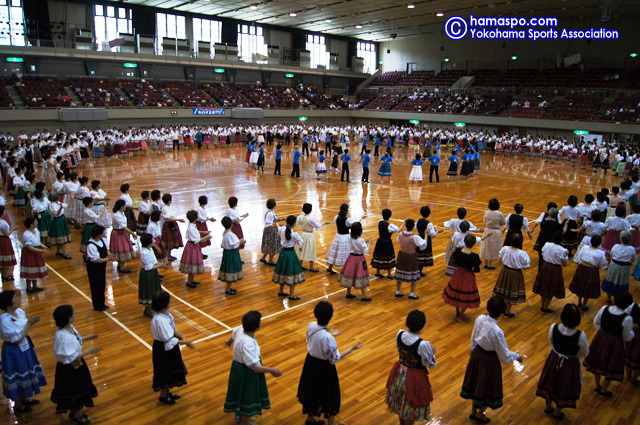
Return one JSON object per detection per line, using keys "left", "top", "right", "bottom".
{"left": 161, "top": 193, "right": 185, "bottom": 262}
{"left": 296, "top": 203, "right": 328, "bottom": 273}
{"left": 460, "top": 296, "right": 523, "bottom": 424}
{"left": 531, "top": 202, "right": 558, "bottom": 248}
{"left": 602, "top": 230, "right": 636, "bottom": 305}
{"left": 444, "top": 207, "right": 479, "bottom": 263}
{"left": 371, "top": 208, "right": 402, "bottom": 279}
{"left": 89, "top": 180, "right": 110, "bottom": 229}
{"left": 493, "top": 234, "right": 530, "bottom": 318}
{"left": 150, "top": 189, "right": 162, "bottom": 215}
{"left": 52, "top": 172, "right": 65, "bottom": 203}
{"left": 447, "top": 149, "right": 459, "bottom": 181}
{"left": 559, "top": 195, "right": 581, "bottom": 256}
{"left": 338, "top": 222, "right": 372, "bottom": 301}
{"left": 443, "top": 234, "right": 482, "bottom": 321}
{"left": 570, "top": 235, "right": 608, "bottom": 311}
{"left": 223, "top": 311, "right": 280, "bottom": 424}
{"left": 256, "top": 142, "right": 266, "bottom": 172}
{"left": 503, "top": 203, "right": 532, "bottom": 249}
{"left": 218, "top": 217, "right": 245, "bottom": 295}
{"left": 139, "top": 234, "right": 168, "bottom": 318}
{"left": 602, "top": 205, "right": 632, "bottom": 259}
{"left": 50, "top": 305, "right": 100, "bottom": 424}
{"left": 30, "top": 189, "right": 51, "bottom": 245}
{"left": 259, "top": 198, "right": 283, "bottom": 266}
{"left": 378, "top": 150, "right": 394, "bottom": 184}
{"left": 625, "top": 298, "right": 640, "bottom": 385}
{"left": 316, "top": 150, "right": 329, "bottom": 181}
{"left": 572, "top": 209, "right": 606, "bottom": 264}
{"left": 84, "top": 226, "right": 112, "bottom": 312}
{"left": 584, "top": 292, "right": 634, "bottom": 397}
{"left": 119, "top": 183, "right": 137, "bottom": 234}
{"left": 535, "top": 304, "right": 589, "bottom": 420}
{"left": 73, "top": 177, "right": 91, "bottom": 226}
{"left": 148, "top": 211, "right": 167, "bottom": 264}
{"left": 409, "top": 153, "right": 424, "bottom": 183}
{"left": 63, "top": 173, "right": 80, "bottom": 227}
{"left": 0, "top": 290, "right": 47, "bottom": 413}
{"left": 47, "top": 192, "right": 72, "bottom": 259}
{"left": 606, "top": 186, "right": 622, "bottom": 220}
{"left": 225, "top": 196, "right": 248, "bottom": 252}
{"left": 195, "top": 196, "right": 216, "bottom": 259}
{"left": 479, "top": 198, "right": 505, "bottom": 270}
{"left": 12, "top": 167, "right": 29, "bottom": 215}
{"left": 395, "top": 219, "right": 428, "bottom": 300}
{"left": 386, "top": 310, "right": 436, "bottom": 425}
{"left": 533, "top": 231, "right": 569, "bottom": 313}
{"left": 136, "top": 190, "right": 152, "bottom": 237}
{"left": 180, "top": 210, "right": 212, "bottom": 289}
{"left": 534, "top": 207, "right": 564, "bottom": 271}
{"left": 110, "top": 200, "right": 137, "bottom": 274}
{"left": 0, "top": 206, "right": 16, "bottom": 281}
{"left": 151, "top": 291, "right": 195, "bottom": 406}
{"left": 625, "top": 203, "right": 640, "bottom": 253}
{"left": 445, "top": 221, "right": 479, "bottom": 277}
{"left": 298, "top": 301, "right": 362, "bottom": 425}
{"left": 416, "top": 206, "right": 442, "bottom": 277}
{"left": 326, "top": 204, "right": 353, "bottom": 274}
{"left": 21, "top": 217, "right": 49, "bottom": 292}
{"left": 80, "top": 197, "right": 105, "bottom": 254}
{"left": 272, "top": 215, "right": 305, "bottom": 301}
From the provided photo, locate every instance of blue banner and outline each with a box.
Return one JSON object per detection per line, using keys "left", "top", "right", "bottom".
{"left": 192, "top": 107, "right": 226, "bottom": 116}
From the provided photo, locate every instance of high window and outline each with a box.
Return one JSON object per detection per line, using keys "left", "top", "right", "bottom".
{"left": 0, "top": 0, "right": 25, "bottom": 46}
{"left": 237, "top": 24, "right": 267, "bottom": 63}
{"left": 94, "top": 4, "right": 132, "bottom": 51}
{"left": 306, "top": 34, "right": 330, "bottom": 69}
{"left": 357, "top": 41, "right": 377, "bottom": 74}
{"left": 156, "top": 13, "right": 186, "bottom": 54}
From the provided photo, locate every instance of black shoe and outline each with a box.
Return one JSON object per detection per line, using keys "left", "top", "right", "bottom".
{"left": 202, "top": 254, "right": 208, "bottom": 259}
{"left": 158, "top": 396, "right": 176, "bottom": 405}
{"left": 345, "top": 294, "right": 356, "bottom": 299}
{"left": 167, "top": 392, "right": 181, "bottom": 400}
{"left": 409, "top": 294, "right": 420, "bottom": 300}
{"left": 186, "top": 282, "right": 197, "bottom": 288}
{"left": 395, "top": 293, "right": 405, "bottom": 298}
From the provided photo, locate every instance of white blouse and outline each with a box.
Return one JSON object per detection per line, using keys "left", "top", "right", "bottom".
{"left": 397, "top": 330, "right": 437, "bottom": 368}
{"left": 279, "top": 226, "right": 304, "bottom": 248}
{"left": 307, "top": 322, "right": 341, "bottom": 365}
{"left": 53, "top": 327, "right": 83, "bottom": 364}
{"left": 221, "top": 231, "right": 240, "bottom": 250}
{"left": 186, "top": 222, "right": 200, "bottom": 243}
{"left": 498, "top": 246, "right": 530, "bottom": 269}
{"left": 147, "top": 221, "right": 162, "bottom": 238}
{"left": 610, "top": 244, "right": 636, "bottom": 263}
{"left": 0, "top": 219, "right": 9, "bottom": 236}
{"left": 594, "top": 306, "right": 635, "bottom": 342}
{"left": 138, "top": 200, "right": 151, "bottom": 215}
{"left": 584, "top": 220, "right": 606, "bottom": 236}
{"left": 505, "top": 214, "right": 530, "bottom": 232}
{"left": 559, "top": 206, "right": 580, "bottom": 221}
{"left": 52, "top": 181, "right": 64, "bottom": 194}
{"left": 151, "top": 312, "right": 178, "bottom": 351}
{"left": 120, "top": 193, "right": 133, "bottom": 207}
{"left": 76, "top": 186, "right": 90, "bottom": 199}
{"left": 140, "top": 246, "right": 158, "bottom": 271}
{"left": 162, "top": 204, "right": 176, "bottom": 219}
{"left": 196, "top": 206, "right": 208, "bottom": 223}
{"left": 577, "top": 246, "right": 608, "bottom": 268}
{"left": 470, "top": 314, "right": 519, "bottom": 365}
{"left": 297, "top": 214, "right": 322, "bottom": 230}
{"left": 48, "top": 201, "right": 66, "bottom": 217}
{"left": 31, "top": 197, "right": 50, "bottom": 213}
{"left": 349, "top": 237, "right": 369, "bottom": 254}
{"left": 577, "top": 203, "right": 594, "bottom": 219}
{"left": 605, "top": 216, "right": 632, "bottom": 232}
{"left": 22, "top": 229, "right": 42, "bottom": 247}
{"left": 84, "top": 208, "right": 100, "bottom": 224}
{"left": 226, "top": 208, "right": 241, "bottom": 222}
{"left": 112, "top": 211, "right": 127, "bottom": 230}
{"left": 547, "top": 324, "right": 589, "bottom": 359}
{"left": 231, "top": 326, "right": 261, "bottom": 367}
{"left": 86, "top": 238, "right": 108, "bottom": 261}
{"left": 541, "top": 242, "right": 568, "bottom": 265}
{"left": 626, "top": 214, "right": 640, "bottom": 228}
{"left": 264, "top": 210, "right": 277, "bottom": 227}
{"left": 0, "top": 309, "right": 30, "bottom": 351}
{"left": 445, "top": 218, "right": 477, "bottom": 232}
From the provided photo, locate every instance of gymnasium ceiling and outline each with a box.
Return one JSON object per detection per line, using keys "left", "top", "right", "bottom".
{"left": 114, "top": 0, "right": 640, "bottom": 41}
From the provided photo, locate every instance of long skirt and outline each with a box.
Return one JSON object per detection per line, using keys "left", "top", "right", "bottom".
{"left": 532, "top": 262, "right": 565, "bottom": 299}
{"left": 460, "top": 346, "right": 503, "bottom": 410}
{"left": 48, "top": 216, "right": 72, "bottom": 246}
{"left": 479, "top": 228, "right": 502, "bottom": 261}
{"left": 260, "top": 226, "right": 280, "bottom": 256}
{"left": 136, "top": 212, "right": 150, "bottom": 237}
{"left": 2, "top": 338, "right": 47, "bottom": 401}
{"left": 109, "top": 229, "right": 135, "bottom": 263}
{"left": 602, "top": 229, "right": 622, "bottom": 258}
{"left": 409, "top": 165, "right": 423, "bottom": 181}
{"left": 297, "top": 354, "right": 341, "bottom": 418}
{"left": 223, "top": 360, "right": 270, "bottom": 417}
{"left": 68, "top": 198, "right": 84, "bottom": 223}
{"left": 0, "top": 236, "right": 16, "bottom": 267}
{"left": 218, "top": 249, "right": 243, "bottom": 283}
{"left": 443, "top": 268, "right": 481, "bottom": 309}
{"left": 272, "top": 248, "right": 305, "bottom": 286}
{"left": 371, "top": 238, "right": 396, "bottom": 270}
{"left": 153, "top": 237, "right": 167, "bottom": 263}
{"left": 161, "top": 221, "right": 184, "bottom": 251}
{"left": 36, "top": 211, "right": 52, "bottom": 239}
{"left": 569, "top": 264, "right": 601, "bottom": 299}
{"left": 417, "top": 240, "right": 434, "bottom": 268}
{"left": 601, "top": 261, "right": 630, "bottom": 296}
{"left": 50, "top": 359, "right": 97, "bottom": 413}
{"left": 493, "top": 266, "right": 526, "bottom": 305}
{"left": 395, "top": 251, "right": 420, "bottom": 283}
{"left": 195, "top": 221, "right": 211, "bottom": 248}
{"left": 378, "top": 162, "right": 392, "bottom": 176}
{"left": 338, "top": 254, "right": 370, "bottom": 289}
{"left": 584, "top": 330, "right": 625, "bottom": 381}
{"left": 561, "top": 219, "right": 579, "bottom": 251}
{"left": 124, "top": 208, "right": 137, "bottom": 233}
{"left": 535, "top": 350, "right": 582, "bottom": 409}
{"left": 179, "top": 242, "right": 205, "bottom": 275}
{"left": 385, "top": 362, "right": 432, "bottom": 422}
{"left": 80, "top": 223, "right": 96, "bottom": 253}
{"left": 447, "top": 162, "right": 458, "bottom": 176}
{"left": 297, "top": 232, "right": 316, "bottom": 262}
{"left": 152, "top": 340, "right": 188, "bottom": 391}
{"left": 20, "top": 247, "right": 48, "bottom": 279}
{"left": 231, "top": 223, "right": 245, "bottom": 250}
{"left": 139, "top": 269, "right": 161, "bottom": 305}
{"left": 626, "top": 333, "right": 640, "bottom": 371}
{"left": 326, "top": 233, "right": 351, "bottom": 267}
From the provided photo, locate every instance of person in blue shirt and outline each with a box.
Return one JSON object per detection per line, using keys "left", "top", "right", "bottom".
{"left": 447, "top": 150, "right": 459, "bottom": 181}
{"left": 274, "top": 144, "right": 283, "bottom": 176}
{"left": 341, "top": 149, "right": 351, "bottom": 182}
{"left": 473, "top": 147, "right": 481, "bottom": 173}
{"left": 361, "top": 149, "right": 371, "bottom": 183}
{"left": 302, "top": 135, "right": 310, "bottom": 157}
{"left": 360, "top": 135, "right": 368, "bottom": 155}
{"left": 428, "top": 150, "right": 441, "bottom": 183}
{"left": 378, "top": 150, "right": 394, "bottom": 183}
{"left": 311, "top": 135, "right": 318, "bottom": 152}
{"left": 316, "top": 150, "right": 328, "bottom": 181}
{"left": 387, "top": 136, "right": 394, "bottom": 155}
{"left": 291, "top": 145, "right": 301, "bottom": 178}
{"left": 325, "top": 134, "right": 333, "bottom": 156}
{"left": 374, "top": 136, "right": 381, "bottom": 157}
{"left": 409, "top": 154, "right": 424, "bottom": 183}
{"left": 257, "top": 142, "right": 266, "bottom": 172}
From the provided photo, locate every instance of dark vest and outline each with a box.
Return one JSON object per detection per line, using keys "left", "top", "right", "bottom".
{"left": 336, "top": 216, "right": 349, "bottom": 235}
{"left": 396, "top": 331, "right": 426, "bottom": 372}
{"left": 551, "top": 324, "right": 581, "bottom": 357}
{"left": 378, "top": 220, "right": 391, "bottom": 240}
{"left": 601, "top": 307, "right": 627, "bottom": 337}
{"left": 508, "top": 214, "right": 524, "bottom": 232}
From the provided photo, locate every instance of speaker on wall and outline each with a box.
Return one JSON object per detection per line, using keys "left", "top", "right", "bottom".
{"left": 387, "top": 49, "right": 390, "bottom": 54}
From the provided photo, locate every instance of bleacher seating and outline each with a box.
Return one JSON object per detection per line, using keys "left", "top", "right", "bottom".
{"left": 470, "top": 69, "right": 500, "bottom": 87}
{"left": 69, "top": 78, "right": 128, "bottom": 107}
{"left": 396, "top": 71, "right": 435, "bottom": 87}
{"left": 549, "top": 97, "right": 602, "bottom": 120}
{"left": 394, "top": 92, "right": 435, "bottom": 112}
{"left": 492, "top": 69, "right": 537, "bottom": 87}
{"left": 0, "top": 83, "right": 14, "bottom": 108}
{"left": 241, "top": 85, "right": 309, "bottom": 109}
{"left": 162, "top": 81, "right": 216, "bottom": 107}
{"left": 602, "top": 98, "right": 640, "bottom": 122}
{"left": 425, "top": 70, "right": 466, "bottom": 88}
{"left": 574, "top": 68, "right": 625, "bottom": 89}
{"left": 202, "top": 83, "right": 254, "bottom": 107}
{"left": 530, "top": 68, "right": 579, "bottom": 88}
{"left": 501, "top": 95, "right": 555, "bottom": 119}
{"left": 371, "top": 71, "right": 405, "bottom": 86}
{"left": 362, "top": 93, "right": 404, "bottom": 110}
{"left": 118, "top": 79, "right": 176, "bottom": 107}
{"left": 463, "top": 95, "right": 512, "bottom": 115}
{"left": 15, "top": 76, "right": 71, "bottom": 107}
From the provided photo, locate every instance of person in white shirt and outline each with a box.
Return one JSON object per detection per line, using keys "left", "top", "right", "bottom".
{"left": 584, "top": 292, "right": 635, "bottom": 398}
{"left": 160, "top": 193, "right": 185, "bottom": 261}
{"left": 259, "top": 198, "right": 284, "bottom": 266}
{"left": 218, "top": 216, "right": 246, "bottom": 295}
{"left": 51, "top": 305, "right": 100, "bottom": 423}
{"left": 461, "top": 296, "right": 523, "bottom": 424}
{"left": 150, "top": 291, "right": 194, "bottom": 405}
{"left": 298, "top": 301, "right": 362, "bottom": 425}
{"left": 179, "top": 210, "right": 212, "bottom": 288}
{"left": 139, "top": 234, "right": 169, "bottom": 317}
{"left": 559, "top": 196, "right": 580, "bottom": 256}
{"left": 493, "top": 234, "right": 530, "bottom": 317}
{"left": 601, "top": 230, "right": 636, "bottom": 304}
{"left": 603, "top": 205, "right": 633, "bottom": 258}
{"left": 337, "top": 222, "right": 373, "bottom": 301}
{"left": 533, "top": 231, "right": 568, "bottom": 313}
{"left": 110, "top": 199, "right": 138, "bottom": 274}
{"left": 272, "top": 215, "right": 305, "bottom": 300}
{"left": 0, "top": 206, "right": 16, "bottom": 280}
{"left": 572, "top": 209, "right": 606, "bottom": 263}
{"left": 535, "top": 304, "right": 589, "bottom": 419}
{"left": 147, "top": 210, "right": 167, "bottom": 263}
{"left": 20, "top": 216, "right": 49, "bottom": 292}
{"left": 195, "top": 195, "right": 216, "bottom": 259}
{"left": 30, "top": 189, "right": 51, "bottom": 244}
{"left": 569, "top": 235, "right": 608, "bottom": 311}
{"left": 224, "top": 196, "right": 249, "bottom": 255}
{"left": 223, "top": 311, "right": 280, "bottom": 424}
{"left": 119, "top": 183, "right": 138, "bottom": 234}
{"left": 371, "top": 208, "right": 403, "bottom": 279}
{"left": 47, "top": 191, "right": 72, "bottom": 259}
{"left": 296, "top": 203, "right": 329, "bottom": 273}
{"left": 136, "top": 190, "right": 152, "bottom": 237}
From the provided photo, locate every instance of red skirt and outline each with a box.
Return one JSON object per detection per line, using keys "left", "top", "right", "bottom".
{"left": 153, "top": 236, "right": 167, "bottom": 262}
{"left": 179, "top": 242, "right": 204, "bottom": 275}
{"left": 442, "top": 268, "right": 480, "bottom": 309}
{"left": 461, "top": 346, "right": 503, "bottom": 410}
{"left": 161, "top": 221, "right": 184, "bottom": 250}
{"left": 632, "top": 228, "right": 640, "bottom": 254}
{"left": 231, "top": 223, "right": 245, "bottom": 250}
{"left": 569, "top": 264, "right": 601, "bottom": 299}
{"left": 584, "top": 329, "right": 625, "bottom": 381}
{"left": 535, "top": 350, "right": 582, "bottom": 409}
{"left": 0, "top": 237, "right": 16, "bottom": 267}
{"left": 109, "top": 229, "right": 134, "bottom": 262}
{"left": 602, "top": 229, "right": 621, "bottom": 258}
{"left": 386, "top": 361, "right": 433, "bottom": 408}
{"left": 532, "top": 262, "right": 565, "bottom": 299}
{"left": 337, "top": 254, "right": 370, "bottom": 289}
{"left": 20, "top": 247, "right": 48, "bottom": 279}
{"left": 195, "top": 221, "right": 211, "bottom": 247}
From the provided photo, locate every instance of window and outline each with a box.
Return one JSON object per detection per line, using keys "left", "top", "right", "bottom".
{"left": 193, "top": 17, "right": 221, "bottom": 53}
{"left": 94, "top": 4, "right": 132, "bottom": 51}
{"left": 0, "top": 0, "right": 25, "bottom": 46}
{"left": 357, "top": 41, "right": 377, "bottom": 74}
{"left": 306, "top": 34, "right": 330, "bottom": 69}
{"left": 237, "top": 24, "right": 267, "bottom": 63}
{"left": 156, "top": 13, "right": 186, "bottom": 54}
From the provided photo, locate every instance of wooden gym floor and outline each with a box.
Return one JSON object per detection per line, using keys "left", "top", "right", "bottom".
{"left": 1, "top": 146, "right": 638, "bottom": 425}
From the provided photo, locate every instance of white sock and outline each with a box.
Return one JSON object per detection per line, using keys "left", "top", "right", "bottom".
{"left": 410, "top": 292, "right": 416, "bottom": 297}
{"left": 395, "top": 290, "right": 402, "bottom": 295}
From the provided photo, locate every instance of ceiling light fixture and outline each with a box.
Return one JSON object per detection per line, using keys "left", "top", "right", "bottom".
{"left": 407, "top": 4, "right": 415, "bottom": 8}
{"left": 436, "top": 12, "right": 444, "bottom": 17}
{"left": 289, "top": 11, "right": 297, "bottom": 17}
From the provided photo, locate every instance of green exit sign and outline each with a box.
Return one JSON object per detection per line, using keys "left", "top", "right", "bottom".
{"left": 123, "top": 63, "right": 138, "bottom": 68}
{"left": 573, "top": 130, "right": 589, "bottom": 135}
{"left": 214, "top": 68, "right": 225, "bottom": 73}
{"left": 298, "top": 116, "right": 308, "bottom": 121}
{"left": 285, "top": 73, "right": 295, "bottom": 78}
{"left": 409, "top": 120, "right": 420, "bottom": 124}
{"left": 454, "top": 122, "right": 466, "bottom": 127}
{"left": 6, "top": 57, "right": 23, "bottom": 63}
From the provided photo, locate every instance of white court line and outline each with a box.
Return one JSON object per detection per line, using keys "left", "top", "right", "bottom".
{"left": 161, "top": 286, "right": 233, "bottom": 330}
{"left": 192, "top": 328, "right": 233, "bottom": 345}
{"left": 46, "top": 264, "right": 152, "bottom": 350}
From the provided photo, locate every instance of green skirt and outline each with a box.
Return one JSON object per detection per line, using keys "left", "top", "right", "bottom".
{"left": 48, "top": 216, "right": 72, "bottom": 245}
{"left": 80, "top": 223, "right": 96, "bottom": 252}
{"left": 36, "top": 211, "right": 52, "bottom": 238}
{"left": 272, "top": 248, "right": 306, "bottom": 286}
{"left": 139, "top": 269, "right": 161, "bottom": 305}
{"left": 13, "top": 187, "right": 26, "bottom": 206}
{"left": 223, "top": 360, "right": 270, "bottom": 417}
{"left": 218, "top": 248, "right": 243, "bottom": 283}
